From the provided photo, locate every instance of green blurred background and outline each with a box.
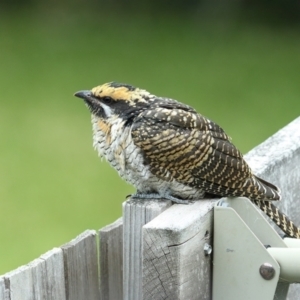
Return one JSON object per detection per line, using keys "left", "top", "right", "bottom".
{"left": 1, "top": 0, "right": 300, "bottom": 275}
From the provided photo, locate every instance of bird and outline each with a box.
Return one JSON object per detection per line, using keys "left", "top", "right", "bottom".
{"left": 74, "top": 81, "right": 300, "bottom": 238}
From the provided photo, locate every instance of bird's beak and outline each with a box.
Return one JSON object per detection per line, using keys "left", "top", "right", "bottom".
{"left": 74, "top": 90, "right": 92, "bottom": 100}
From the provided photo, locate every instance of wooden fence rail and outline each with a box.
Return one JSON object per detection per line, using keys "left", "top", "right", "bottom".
{"left": 1, "top": 117, "right": 300, "bottom": 300}
{"left": 0, "top": 230, "right": 99, "bottom": 300}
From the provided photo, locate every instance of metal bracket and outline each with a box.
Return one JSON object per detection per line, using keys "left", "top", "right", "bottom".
{"left": 213, "top": 197, "right": 300, "bottom": 300}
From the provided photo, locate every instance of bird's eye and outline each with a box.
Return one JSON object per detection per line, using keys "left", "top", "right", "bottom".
{"left": 102, "top": 96, "right": 113, "bottom": 104}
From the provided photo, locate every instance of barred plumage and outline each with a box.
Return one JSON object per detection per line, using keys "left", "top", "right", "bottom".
{"left": 254, "top": 200, "right": 300, "bottom": 238}
{"left": 75, "top": 81, "right": 300, "bottom": 238}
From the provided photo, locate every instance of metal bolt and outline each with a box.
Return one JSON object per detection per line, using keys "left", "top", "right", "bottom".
{"left": 259, "top": 263, "right": 275, "bottom": 280}
{"left": 203, "top": 243, "right": 212, "bottom": 256}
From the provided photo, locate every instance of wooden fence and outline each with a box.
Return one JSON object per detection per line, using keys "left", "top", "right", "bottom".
{"left": 1, "top": 117, "right": 300, "bottom": 300}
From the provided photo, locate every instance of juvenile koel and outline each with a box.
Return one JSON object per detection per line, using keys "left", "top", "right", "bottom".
{"left": 75, "top": 81, "right": 300, "bottom": 238}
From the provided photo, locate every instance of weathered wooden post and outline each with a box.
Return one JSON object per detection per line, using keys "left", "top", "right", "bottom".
{"left": 0, "top": 230, "right": 100, "bottom": 300}
{"left": 99, "top": 218, "right": 123, "bottom": 300}
{"left": 123, "top": 199, "right": 172, "bottom": 300}
{"left": 142, "top": 199, "right": 215, "bottom": 299}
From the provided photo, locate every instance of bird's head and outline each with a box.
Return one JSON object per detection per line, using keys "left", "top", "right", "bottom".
{"left": 74, "top": 82, "right": 153, "bottom": 119}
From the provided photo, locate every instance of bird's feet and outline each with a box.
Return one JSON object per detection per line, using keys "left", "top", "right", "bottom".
{"left": 128, "top": 193, "right": 192, "bottom": 205}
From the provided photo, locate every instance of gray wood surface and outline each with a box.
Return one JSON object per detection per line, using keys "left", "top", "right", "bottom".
{"left": 99, "top": 217, "right": 123, "bottom": 300}
{"left": 61, "top": 229, "right": 100, "bottom": 300}
{"left": 37, "top": 248, "right": 66, "bottom": 299}
{"left": 2, "top": 265, "right": 33, "bottom": 300}
{"left": 143, "top": 200, "right": 215, "bottom": 300}
{"left": 0, "top": 247, "right": 65, "bottom": 300}
{"left": 123, "top": 199, "right": 172, "bottom": 300}
{"left": 0, "top": 277, "right": 6, "bottom": 300}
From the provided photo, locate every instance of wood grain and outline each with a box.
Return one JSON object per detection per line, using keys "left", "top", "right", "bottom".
{"left": 99, "top": 217, "right": 123, "bottom": 300}
{"left": 61, "top": 230, "right": 100, "bottom": 300}
{"left": 123, "top": 199, "right": 172, "bottom": 300}
{"left": 143, "top": 200, "right": 215, "bottom": 300}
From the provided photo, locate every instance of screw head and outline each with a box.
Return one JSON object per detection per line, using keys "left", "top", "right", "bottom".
{"left": 259, "top": 263, "right": 275, "bottom": 280}
{"left": 203, "top": 243, "right": 212, "bottom": 256}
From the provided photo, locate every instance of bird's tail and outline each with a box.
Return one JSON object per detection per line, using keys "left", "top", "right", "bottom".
{"left": 253, "top": 199, "right": 300, "bottom": 239}
{"left": 252, "top": 175, "right": 281, "bottom": 200}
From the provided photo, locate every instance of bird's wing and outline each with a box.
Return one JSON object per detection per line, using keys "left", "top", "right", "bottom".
{"left": 131, "top": 98, "right": 255, "bottom": 197}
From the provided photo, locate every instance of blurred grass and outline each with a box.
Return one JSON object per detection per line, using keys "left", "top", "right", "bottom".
{"left": 0, "top": 8, "right": 300, "bottom": 275}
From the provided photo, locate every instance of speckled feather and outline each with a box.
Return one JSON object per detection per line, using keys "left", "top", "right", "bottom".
{"left": 75, "top": 82, "right": 300, "bottom": 238}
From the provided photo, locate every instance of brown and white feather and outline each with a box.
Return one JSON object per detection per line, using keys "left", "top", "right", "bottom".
{"left": 75, "top": 82, "right": 300, "bottom": 238}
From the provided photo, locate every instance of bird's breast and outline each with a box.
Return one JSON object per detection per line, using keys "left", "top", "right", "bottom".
{"left": 92, "top": 116, "right": 147, "bottom": 178}
{"left": 91, "top": 115, "right": 205, "bottom": 200}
